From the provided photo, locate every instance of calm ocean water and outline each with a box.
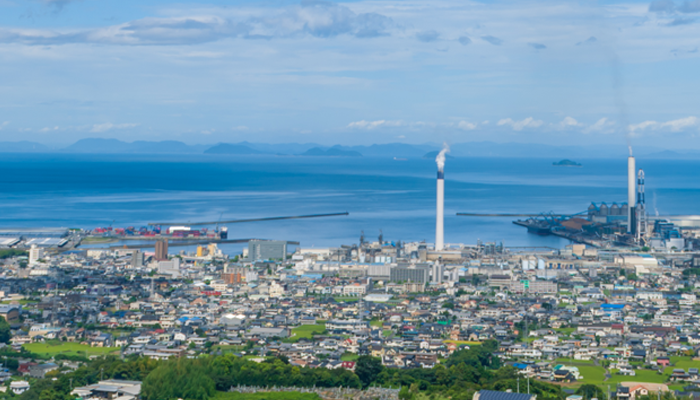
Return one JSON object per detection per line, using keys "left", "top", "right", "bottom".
{"left": 1, "top": 153, "right": 699, "bottom": 252}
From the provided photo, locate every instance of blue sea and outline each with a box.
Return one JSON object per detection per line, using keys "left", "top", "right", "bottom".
{"left": 1, "top": 153, "right": 699, "bottom": 253}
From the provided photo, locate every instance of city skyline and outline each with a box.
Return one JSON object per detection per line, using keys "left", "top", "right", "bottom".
{"left": 1, "top": 0, "right": 699, "bottom": 147}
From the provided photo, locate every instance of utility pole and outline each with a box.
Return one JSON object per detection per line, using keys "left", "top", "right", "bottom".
{"left": 527, "top": 376, "right": 530, "bottom": 395}
{"left": 517, "top": 377, "right": 520, "bottom": 393}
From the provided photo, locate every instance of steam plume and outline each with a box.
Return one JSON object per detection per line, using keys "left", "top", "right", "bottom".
{"left": 628, "top": 146, "right": 633, "bottom": 156}
{"left": 435, "top": 143, "right": 450, "bottom": 171}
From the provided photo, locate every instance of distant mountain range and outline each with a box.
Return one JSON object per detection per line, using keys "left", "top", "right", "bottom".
{"left": 0, "top": 137, "right": 696, "bottom": 159}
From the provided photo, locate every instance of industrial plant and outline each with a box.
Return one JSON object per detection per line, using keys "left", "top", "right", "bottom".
{"left": 451, "top": 148, "right": 699, "bottom": 251}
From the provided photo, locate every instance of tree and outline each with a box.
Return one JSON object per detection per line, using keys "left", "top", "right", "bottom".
{"left": 576, "top": 384, "right": 605, "bottom": 400}
{"left": 0, "top": 316, "right": 11, "bottom": 344}
{"left": 355, "top": 356, "right": 383, "bottom": 387}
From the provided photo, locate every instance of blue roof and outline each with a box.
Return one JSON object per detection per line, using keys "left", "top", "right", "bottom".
{"left": 601, "top": 304, "right": 625, "bottom": 310}
{"left": 478, "top": 390, "right": 533, "bottom": 400}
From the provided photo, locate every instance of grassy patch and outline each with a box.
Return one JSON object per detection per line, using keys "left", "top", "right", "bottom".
{"left": 333, "top": 296, "right": 360, "bottom": 303}
{"left": 668, "top": 357, "right": 700, "bottom": 370}
{"left": 370, "top": 320, "right": 383, "bottom": 328}
{"left": 574, "top": 365, "right": 607, "bottom": 385}
{"left": 1, "top": 299, "right": 38, "bottom": 305}
{"left": 24, "top": 341, "right": 119, "bottom": 357}
{"left": 382, "top": 330, "right": 392, "bottom": 337}
{"left": 213, "top": 392, "right": 322, "bottom": 400}
{"left": 283, "top": 324, "right": 326, "bottom": 343}
{"left": 554, "top": 327, "right": 576, "bottom": 336}
{"left": 607, "top": 369, "right": 667, "bottom": 384}
{"left": 443, "top": 340, "right": 481, "bottom": 346}
{"left": 341, "top": 353, "right": 359, "bottom": 362}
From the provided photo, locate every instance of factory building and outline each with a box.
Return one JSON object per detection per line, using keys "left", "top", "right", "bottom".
{"left": 588, "top": 202, "right": 629, "bottom": 223}
{"left": 390, "top": 265, "right": 430, "bottom": 283}
{"left": 248, "top": 240, "right": 287, "bottom": 261}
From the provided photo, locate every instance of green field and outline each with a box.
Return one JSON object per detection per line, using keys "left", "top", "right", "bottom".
{"left": 370, "top": 320, "right": 383, "bottom": 328}
{"left": 576, "top": 365, "right": 607, "bottom": 385}
{"left": 443, "top": 340, "right": 481, "bottom": 346}
{"left": 668, "top": 357, "right": 700, "bottom": 371}
{"left": 0, "top": 299, "right": 38, "bottom": 305}
{"left": 333, "top": 296, "right": 360, "bottom": 303}
{"left": 606, "top": 369, "right": 667, "bottom": 385}
{"left": 284, "top": 324, "right": 326, "bottom": 342}
{"left": 213, "top": 391, "right": 322, "bottom": 400}
{"left": 24, "top": 341, "right": 119, "bottom": 357}
{"left": 554, "top": 327, "right": 577, "bottom": 336}
{"left": 341, "top": 353, "right": 359, "bottom": 361}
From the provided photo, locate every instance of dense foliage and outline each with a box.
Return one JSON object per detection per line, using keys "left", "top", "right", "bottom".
{"left": 0, "top": 249, "right": 26, "bottom": 259}
{"left": 0, "top": 316, "right": 11, "bottom": 344}
{"left": 13, "top": 340, "right": 564, "bottom": 400}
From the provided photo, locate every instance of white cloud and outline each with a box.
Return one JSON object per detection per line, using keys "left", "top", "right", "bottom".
{"left": 347, "top": 120, "right": 405, "bottom": 129}
{"left": 0, "top": 121, "right": 8, "bottom": 130}
{"left": 90, "top": 122, "right": 139, "bottom": 133}
{"left": 628, "top": 116, "right": 698, "bottom": 135}
{"left": 583, "top": 117, "right": 614, "bottom": 134}
{"left": 660, "top": 116, "right": 698, "bottom": 131}
{"left": 556, "top": 116, "right": 582, "bottom": 128}
{"left": 39, "top": 126, "right": 59, "bottom": 132}
{"left": 497, "top": 117, "right": 543, "bottom": 131}
{"left": 232, "top": 126, "right": 248, "bottom": 131}
{"left": 457, "top": 120, "right": 477, "bottom": 130}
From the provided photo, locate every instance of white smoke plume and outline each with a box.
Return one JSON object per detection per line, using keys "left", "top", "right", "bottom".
{"left": 628, "top": 146, "right": 633, "bottom": 157}
{"left": 435, "top": 143, "right": 450, "bottom": 171}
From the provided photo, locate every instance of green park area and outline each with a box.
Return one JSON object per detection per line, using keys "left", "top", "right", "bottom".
{"left": 332, "top": 296, "right": 360, "bottom": 303}
{"left": 552, "top": 356, "right": 700, "bottom": 391}
{"left": 23, "top": 341, "right": 119, "bottom": 357}
{"left": 213, "top": 392, "right": 322, "bottom": 400}
{"left": 443, "top": 340, "right": 482, "bottom": 346}
{"left": 284, "top": 323, "right": 327, "bottom": 343}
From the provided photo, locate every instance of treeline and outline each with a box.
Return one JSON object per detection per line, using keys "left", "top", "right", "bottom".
{"left": 14, "top": 356, "right": 160, "bottom": 400}
{"left": 141, "top": 340, "right": 563, "bottom": 400}
{"left": 0, "top": 249, "right": 26, "bottom": 259}
{"left": 14, "top": 340, "right": 565, "bottom": 400}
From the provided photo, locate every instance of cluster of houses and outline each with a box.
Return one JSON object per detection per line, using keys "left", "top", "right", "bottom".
{"left": 1, "top": 241, "right": 700, "bottom": 399}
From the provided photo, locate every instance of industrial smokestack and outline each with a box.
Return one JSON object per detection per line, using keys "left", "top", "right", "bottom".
{"left": 435, "top": 144, "right": 449, "bottom": 251}
{"left": 627, "top": 147, "right": 636, "bottom": 234}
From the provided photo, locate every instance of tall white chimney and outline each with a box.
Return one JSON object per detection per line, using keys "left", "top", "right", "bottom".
{"left": 436, "top": 170, "right": 444, "bottom": 251}
{"left": 627, "top": 151, "right": 636, "bottom": 234}
{"left": 435, "top": 145, "right": 449, "bottom": 251}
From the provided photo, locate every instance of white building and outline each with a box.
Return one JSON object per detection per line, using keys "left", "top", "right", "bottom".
{"left": 29, "top": 245, "right": 44, "bottom": 266}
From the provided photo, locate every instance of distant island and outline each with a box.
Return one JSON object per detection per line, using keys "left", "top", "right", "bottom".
{"left": 553, "top": 159, "right": 581, "bottom": 167}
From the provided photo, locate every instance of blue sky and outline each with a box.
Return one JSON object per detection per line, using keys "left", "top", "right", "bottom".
{"left": 1, "top": 0, "right": 699, "bottom": 147}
